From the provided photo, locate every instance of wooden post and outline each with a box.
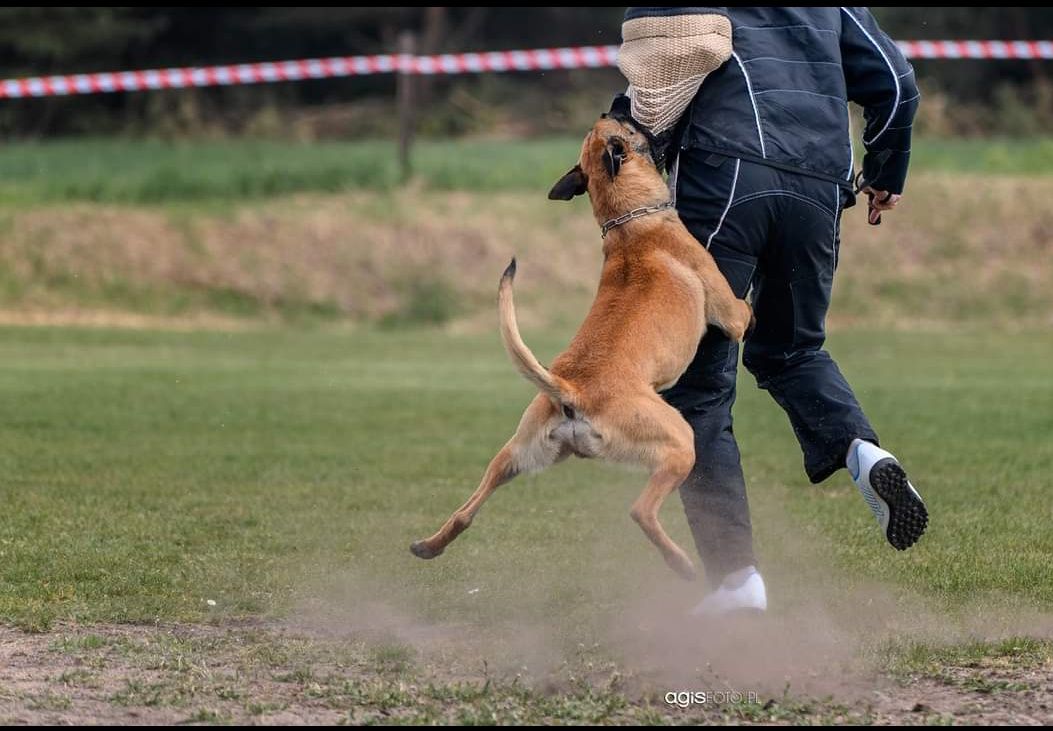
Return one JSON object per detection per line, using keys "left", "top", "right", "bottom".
{"left": 397, "top": 31, "right": 417, "bottom": 183}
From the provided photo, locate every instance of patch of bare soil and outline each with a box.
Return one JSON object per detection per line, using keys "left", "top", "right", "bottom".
{"left": 1, "top": 622, "right": 1052, "bottom": 725}
{"left": 0, "top": 622, "right": 363, "bottom": 725}
{"left": 871, "top": 662, "right": 1053, "bottom": 726}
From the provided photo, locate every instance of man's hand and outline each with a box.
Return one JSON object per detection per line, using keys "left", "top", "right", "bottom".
{"left": 861, "top": 186, "right": 901, "bottom": 225}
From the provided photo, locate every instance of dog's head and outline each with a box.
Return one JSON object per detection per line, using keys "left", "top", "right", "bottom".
{"left": 547, "top": 107, "right": 668, "bottom": 222}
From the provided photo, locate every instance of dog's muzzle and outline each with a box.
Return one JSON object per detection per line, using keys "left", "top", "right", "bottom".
{"left": 604, "top": 93, "right": 666, "bottom": 170}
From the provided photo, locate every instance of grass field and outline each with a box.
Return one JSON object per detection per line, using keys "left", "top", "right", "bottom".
{"left": 1, "top": 323, "right": 1052, "bottom": 723}
{"left": 0, "top": 134, "right": 1051, "bottom": 723}
{"left": 0, "top": 136, "right": 1051, "bottom": 205}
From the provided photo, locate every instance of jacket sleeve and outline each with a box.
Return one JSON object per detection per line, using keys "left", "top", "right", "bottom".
{"left": 840, "top": 7, "right": 919, "bottom": 194}
{"left": 618, "top": 7, "right": 732, "bottom": 135}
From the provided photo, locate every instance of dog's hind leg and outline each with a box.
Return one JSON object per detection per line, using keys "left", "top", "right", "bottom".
{"left": 632, "top": 455, "right": 698, "bottom": 580}
{"left": 609, "top": 395, "right": 698, "bottom": 580}
{"left": 410, "top": 443, "right": 519, "bottom": 560}
{"left": 410, "top": 395, "right": 558, "bottom": 560}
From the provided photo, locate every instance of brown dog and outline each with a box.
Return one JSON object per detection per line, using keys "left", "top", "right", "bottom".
{"left": 410, "top": 114, "right": 753, "bottom": 580}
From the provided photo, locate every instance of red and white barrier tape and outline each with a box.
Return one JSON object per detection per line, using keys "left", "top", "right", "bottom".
{"left": 1, "top": 41, "right": 1050, "bottom": 100}
{"left": 899, "top": 40, "right": 1053, "bottom": 59}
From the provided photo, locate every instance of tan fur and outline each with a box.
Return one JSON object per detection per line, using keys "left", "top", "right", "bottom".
{"left": 410, "top": 117, "right": 754, "bottom": 580}
{"left": 498, "top": 262, "right": 576, "bottom": 406}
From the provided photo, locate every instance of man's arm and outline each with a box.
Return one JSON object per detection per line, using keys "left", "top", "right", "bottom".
{"left": 618, "top": 6, "right": 732, "bottom": 161}
{"left": 840, "top": 7, "right": 920, "bottom": 201}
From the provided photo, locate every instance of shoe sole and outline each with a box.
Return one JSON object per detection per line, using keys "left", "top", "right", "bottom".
{"left": 870, "top": 458, "right": 928, "bottom": 550}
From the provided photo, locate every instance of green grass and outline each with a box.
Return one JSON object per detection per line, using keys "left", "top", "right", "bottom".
{"left": 0, "top": 139, "right": 395, "bottom": 205}
{"left": 0, "top": 136, "right": 1051, "bottom": 205}
{"left": 1, "top": 324, "right": 1051, "bottom": 634}
{"left": 884, "top": 636, "right": 1053, "bottom": 679}
{"left": 908, "top": 137, "right": 1053, "bottom": 176}
{"left": 0, "top": 138, "right": 581, "bottom": 205}
{"left": 2, "top": 323, "right": 1052, "bottom": 722}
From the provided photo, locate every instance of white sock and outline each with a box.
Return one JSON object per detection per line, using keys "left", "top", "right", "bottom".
{"left": 721, "top": 564, "right": 758, "bottom": 589}
{"left": 692, "top": 565, "right": 767, "bottom": 616}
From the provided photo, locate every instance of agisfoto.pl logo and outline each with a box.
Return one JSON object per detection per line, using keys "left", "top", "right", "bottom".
{"left": 664, "top": 690, "right": 760, "bottom": 708}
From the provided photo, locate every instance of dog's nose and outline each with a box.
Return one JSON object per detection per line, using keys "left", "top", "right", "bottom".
{"left": 600, "top": 113, "right": 608, "bottom": 119}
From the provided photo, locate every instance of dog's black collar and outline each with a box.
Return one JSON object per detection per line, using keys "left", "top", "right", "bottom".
{"left": 601, "top": 201, "right": 675, "bottom": 239}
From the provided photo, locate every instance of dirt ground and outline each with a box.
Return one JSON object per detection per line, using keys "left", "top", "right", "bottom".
{"left": 1, "top": 622, "right": 1051, "bottom": 726}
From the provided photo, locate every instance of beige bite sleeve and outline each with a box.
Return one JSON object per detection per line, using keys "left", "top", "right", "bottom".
{"left": 618, "top": 13, "right": 733, "bottom": 134}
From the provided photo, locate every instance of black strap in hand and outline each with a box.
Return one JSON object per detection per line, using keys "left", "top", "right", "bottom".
{"left": 852, "top": 149, "right": 893, "bottom": 226}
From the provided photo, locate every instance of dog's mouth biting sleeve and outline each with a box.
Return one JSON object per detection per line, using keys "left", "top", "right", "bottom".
{"left": 617, "top": 9, "right": 733, "bottom": 136}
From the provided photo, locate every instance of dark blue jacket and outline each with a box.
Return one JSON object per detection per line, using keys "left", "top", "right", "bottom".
{"left": 625, "top": 7, "right": 919, "bottom": 194}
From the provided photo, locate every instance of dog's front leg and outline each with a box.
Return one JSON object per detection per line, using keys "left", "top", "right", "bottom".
{"left": 700, "top": 280, "right": 753, "bottom": 342}
{"left": 696, "top": 264, "right": 754, "bottom": 342}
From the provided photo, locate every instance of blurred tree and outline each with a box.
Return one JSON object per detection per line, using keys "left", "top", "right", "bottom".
{"left": 0, "top": 7, "right": 158, "bottom": 72}
{"left": 0, "top": 7, "right": 1048, "bottom": 139}
{"left": 0, "top": 7, "right": 163, "bottom": 135}
{"left": 874, "top": 7, "right": 1053, "bottom": 98}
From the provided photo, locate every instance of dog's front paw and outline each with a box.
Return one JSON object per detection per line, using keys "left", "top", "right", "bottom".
{"left": 410, "top": 540, "right": 443, "bottom": 560}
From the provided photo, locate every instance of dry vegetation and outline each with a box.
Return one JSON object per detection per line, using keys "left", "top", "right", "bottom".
{"left": 0, "top": 172, "right": 1050, "bottom": 330}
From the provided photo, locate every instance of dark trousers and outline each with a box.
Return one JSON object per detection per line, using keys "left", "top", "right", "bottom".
{"left": 662, "top": 152, "right": 880, "bottom": 583}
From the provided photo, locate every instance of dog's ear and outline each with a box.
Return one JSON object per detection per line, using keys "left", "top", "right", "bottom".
{"left": 602, "top": 136, "right": 628, "bottom": 178}
{"left": 548, "top": 165, "right": 589, "bottom": 200}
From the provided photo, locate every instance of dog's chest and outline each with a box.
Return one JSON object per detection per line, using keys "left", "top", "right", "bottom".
{"left": 653, "top": 251, "right": 708, "bottom": 379}
{"left": 655, "top": 251, "right": 707, "bottom": 317}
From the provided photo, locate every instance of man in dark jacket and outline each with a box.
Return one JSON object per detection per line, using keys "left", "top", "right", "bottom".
{"left": 617, "top": 7, "right": 928, "bottom": 614}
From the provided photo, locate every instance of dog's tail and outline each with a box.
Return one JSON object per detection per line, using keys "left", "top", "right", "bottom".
{"left": 498, "top": 258, "right": 576, "bottom": 406}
